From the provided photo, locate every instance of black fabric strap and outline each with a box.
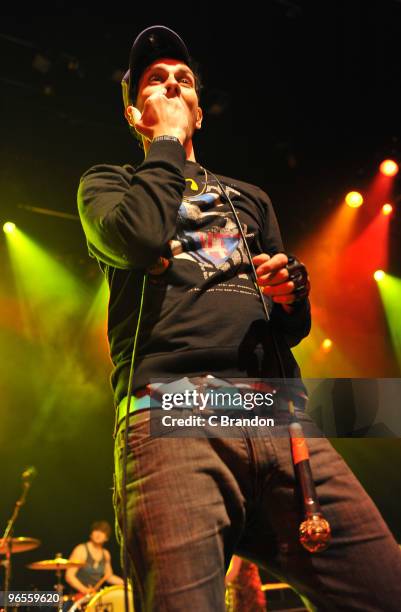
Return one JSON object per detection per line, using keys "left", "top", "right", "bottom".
{"left": 286, "top": 255, "right": 310, "bottom": 302}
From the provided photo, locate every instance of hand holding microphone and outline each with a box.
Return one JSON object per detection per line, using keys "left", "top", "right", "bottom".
{"left": 252, "top": 252, "right": 310, "bottom": 314}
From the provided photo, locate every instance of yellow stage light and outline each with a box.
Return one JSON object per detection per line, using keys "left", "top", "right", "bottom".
{"left": 379, "top": 159, "right": 399, "bottom": 177}
{"left": 3, "top": 222, "right": 16, "bottom": 234}
{"left": 382, "top": 203, "right": 393, "bottom": 215}
{"left": 321, "top": 338, "right": 333, "bottom": 352}
{"left": 345, "top": 191, "right": 363, "bottom": 208}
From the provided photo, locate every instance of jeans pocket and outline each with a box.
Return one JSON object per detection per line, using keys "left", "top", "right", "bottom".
{"left": 115, "top": 412, "right": 161, "bottom": 468}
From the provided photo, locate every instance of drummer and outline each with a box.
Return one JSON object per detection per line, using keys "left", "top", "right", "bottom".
{"left": 65, "top": 521, "right": 123, "bottom": 595}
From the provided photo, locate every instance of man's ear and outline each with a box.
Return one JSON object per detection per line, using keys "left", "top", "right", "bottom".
{"left": 124, "top": 105, "right": 141, "bottom": 127}
{"left": 196, "top": 106, "right": 203, "bottom": 130}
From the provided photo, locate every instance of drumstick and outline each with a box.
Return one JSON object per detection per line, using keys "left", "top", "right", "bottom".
{"left": 91, "top": 574, "right": 108, "bottom": 592}
{"left": 72, "top": 573, "right": 108, "bottom": 602}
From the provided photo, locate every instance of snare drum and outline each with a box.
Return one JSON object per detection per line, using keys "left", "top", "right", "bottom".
{"left": 70, "top": 585, "right": 134, "bottom": 612}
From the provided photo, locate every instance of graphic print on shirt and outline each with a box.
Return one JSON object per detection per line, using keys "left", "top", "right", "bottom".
{"left": 169, "top": 187, "right": 252, "bottom": 281}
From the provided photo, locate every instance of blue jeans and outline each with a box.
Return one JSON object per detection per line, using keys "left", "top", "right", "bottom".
{"left": 113, "top": 383, "right": 401, "bottom": 611}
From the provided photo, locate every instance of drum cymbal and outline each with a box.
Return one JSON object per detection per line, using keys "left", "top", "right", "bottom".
{"left": 27, "top": 557, "right": 85, "bottom": 570}
{"left": 0, "top": 537, "right": 41, "bottom": 555}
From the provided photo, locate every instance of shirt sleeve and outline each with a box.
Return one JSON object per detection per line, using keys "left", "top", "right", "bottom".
{"left": 257, "top": 187, "right": 312, "bottom": 347}
{"left": 77, "top": 139, "right": 187, "bottom": 269}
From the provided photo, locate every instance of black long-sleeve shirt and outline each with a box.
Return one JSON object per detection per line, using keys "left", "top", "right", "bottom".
{"left": 78, "top": 139, "right": 310, "bottom": 405}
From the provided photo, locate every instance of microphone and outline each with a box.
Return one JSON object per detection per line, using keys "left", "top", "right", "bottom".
{"left": 22, "top": 467, "right": 38, "bottom": 482}
{"left": 288, "top": 418, "right": 331, "bottom": 553}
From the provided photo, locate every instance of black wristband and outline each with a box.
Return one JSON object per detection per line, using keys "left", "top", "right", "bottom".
{"left": 152, "top": 135, "right": 182, "bottom": 144}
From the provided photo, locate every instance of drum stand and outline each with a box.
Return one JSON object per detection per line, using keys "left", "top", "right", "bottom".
{"left": 54, "top": 554, "right": 64, "bottom": 612}
{"left": 1, "top": 476, "right": 35, "bottom": 611}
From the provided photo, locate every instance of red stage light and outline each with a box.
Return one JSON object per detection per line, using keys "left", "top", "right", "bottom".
{"left": 379, "top": 159, "right": 399, "bottom": 177}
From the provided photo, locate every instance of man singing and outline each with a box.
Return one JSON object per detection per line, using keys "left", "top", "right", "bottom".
{"left": 77, "top": 25, "right": 401, "bottom": 611}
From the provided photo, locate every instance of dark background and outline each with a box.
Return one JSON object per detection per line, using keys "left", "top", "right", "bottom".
{"left": 1, "top": 1, "right": 401, "bottom": 597}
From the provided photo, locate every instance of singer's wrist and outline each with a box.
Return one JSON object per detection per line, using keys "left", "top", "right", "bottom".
{"left": 152, "top": 131, "right": 186, "bottom": 145}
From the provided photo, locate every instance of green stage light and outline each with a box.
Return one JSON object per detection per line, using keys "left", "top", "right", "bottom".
{"left": 4, "top": 227, "right": 89, "bottom": 340}
{"left": 3, "top": 222, "right": 16, "bottom": 234}
{"left": 377, "top": 274, "right": 401, "bottom": 369}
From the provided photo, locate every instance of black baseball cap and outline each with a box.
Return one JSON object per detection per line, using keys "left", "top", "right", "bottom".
{"left": 121, "top": 25, "right": 192, "bottom": 107}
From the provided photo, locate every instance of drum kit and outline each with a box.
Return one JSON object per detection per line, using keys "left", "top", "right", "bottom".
{"left": 0, "top": 537, "right": 133, "bottom": 611}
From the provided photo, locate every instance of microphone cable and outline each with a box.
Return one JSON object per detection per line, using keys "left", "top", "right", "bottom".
{"left": 118, "top": 272, "right": 148, "bottom": 612}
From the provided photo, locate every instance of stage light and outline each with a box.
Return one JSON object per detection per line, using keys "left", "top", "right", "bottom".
{"left": 321, "top": 338, "right": 333, "bottom": 352}
{"left": 382, "top": 203, "right": 393, "bottom": 215}
{"left": 345, "top": 191, "right": 363, "bottom": 208}
{"left": 5, "top": 228, "right": 86, "bottom": 335}
{"left": 374, "top": 270, "right": 385, "bottom": 282}
{"left": 379, "top": 159, "right": 399, "bottom": 177}
{"left": 3, "top": 222, "right": 16, "bottom": 234}
{"left": 377, "top": 274, "right": 401, "bottom": 369}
